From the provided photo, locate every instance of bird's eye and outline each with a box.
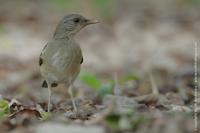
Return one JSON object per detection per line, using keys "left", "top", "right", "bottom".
{"left": 73, "top": 18, "right": 80, "bottom": 23}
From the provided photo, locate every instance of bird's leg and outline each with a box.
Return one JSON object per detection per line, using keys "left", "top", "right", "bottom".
{"left": 68, "top": 85, "right": 77, "bottom": 112}
{"left": 47, "top": 83, "right": 52, "bottom": 112}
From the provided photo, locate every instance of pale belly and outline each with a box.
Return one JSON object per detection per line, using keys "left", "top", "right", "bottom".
{"left": 41, "top": 62, "right": 81, "bottom": 84}
{"left": 40, "top": 55, "right": 81, "bottom": 85}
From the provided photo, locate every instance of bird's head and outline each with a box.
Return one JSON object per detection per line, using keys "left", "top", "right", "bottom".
{"left": 54, "top": 14, "right": 98, "bottom": 39}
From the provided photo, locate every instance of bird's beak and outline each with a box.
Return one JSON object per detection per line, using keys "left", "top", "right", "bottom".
{"left": 85, "top": 19, "right": 99, "bottom": 25}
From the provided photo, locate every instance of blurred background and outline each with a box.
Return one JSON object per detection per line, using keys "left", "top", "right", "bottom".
{"left": 0, "top": 0, "right": 199, "bottom": 97}
{"left": 0, "top": 0, "right": 199, "bottom": 132}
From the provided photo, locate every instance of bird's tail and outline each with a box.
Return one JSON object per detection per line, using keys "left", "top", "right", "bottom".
{"left": 42, "top": 80, "right": 48, "bottom": 88}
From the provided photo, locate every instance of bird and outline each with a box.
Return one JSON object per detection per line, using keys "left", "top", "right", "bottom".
{"left": 39, "top": 14, "right": 98, "bottom": 112}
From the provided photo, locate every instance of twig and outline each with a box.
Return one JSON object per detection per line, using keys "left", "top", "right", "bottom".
{"left": 149, "top": 72, "right": 159, "bottom": 95}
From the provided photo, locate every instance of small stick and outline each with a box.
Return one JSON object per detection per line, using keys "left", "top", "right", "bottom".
{"left": 149, "top": 72, "right": 159, "bottom": 95}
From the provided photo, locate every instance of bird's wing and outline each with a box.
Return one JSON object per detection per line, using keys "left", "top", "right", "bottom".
{"left": 80, "top": 57, "right": 83, "bottom": 64}
{"left": 39, "top": 44, "right": 48, "bottom": 66}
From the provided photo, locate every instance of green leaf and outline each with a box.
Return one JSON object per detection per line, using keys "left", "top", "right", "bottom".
{"left": 41, "top": 111, "right": 51, "bottom": 120}
{"left": 98, "top": 82, "right": 114, "bottom": 97}
{"left": 0, "top": 100, "right": 10, "bottom": 114}
{"left": 120, "top": 74, "right": 139, "bottom": 83}
{"left": 0, "top": 100, "right": 10, "bottom": 120}
{"left": 80, "top": 72, "right": 102, "bottom": 90}
{"left": 105, "top": 114, "right": 120, "bottom": 130}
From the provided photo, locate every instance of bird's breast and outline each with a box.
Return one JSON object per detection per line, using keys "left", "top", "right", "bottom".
{"left": 49, "top": 42, "right": 82, "bottom": 83}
